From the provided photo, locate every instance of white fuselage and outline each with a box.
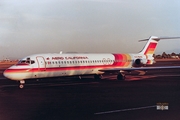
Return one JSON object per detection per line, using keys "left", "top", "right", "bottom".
{"left": 3, "top": 53, "right": 153, "bottom": 81}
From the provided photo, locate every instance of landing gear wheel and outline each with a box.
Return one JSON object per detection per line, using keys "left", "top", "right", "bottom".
{"left": 117, "top": 74, "right": 125, "bottom": 80}
{"left": 19, "top": 80, "right": 25, "bottom": 89}
{"left": 19, "top": 84, "right": 24, "bottom": 89}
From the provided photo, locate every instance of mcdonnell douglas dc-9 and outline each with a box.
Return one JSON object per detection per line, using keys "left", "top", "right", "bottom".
{"left": 3, "top": 36, "right": 180, "bottom": 88}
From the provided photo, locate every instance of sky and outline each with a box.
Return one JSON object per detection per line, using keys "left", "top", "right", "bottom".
{"left": 0, "top": 0, "right": 180, "bottom": 59}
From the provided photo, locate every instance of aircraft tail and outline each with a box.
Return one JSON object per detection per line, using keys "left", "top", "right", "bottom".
{"left": 138, "top": 36, "right": 180, "bottom": 55}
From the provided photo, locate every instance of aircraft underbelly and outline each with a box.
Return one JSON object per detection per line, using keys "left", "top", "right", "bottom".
{"left": 32, "top": 69, "right": 97, "bottom": 78}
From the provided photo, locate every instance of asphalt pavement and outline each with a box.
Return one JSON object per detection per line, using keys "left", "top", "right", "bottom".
{"left": 0, "top": 60, "right": 180, "bottom": 120}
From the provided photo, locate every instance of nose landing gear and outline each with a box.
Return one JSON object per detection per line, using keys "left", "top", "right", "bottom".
{"left": 19, "top": 80, "right": 25, "bottom": 89}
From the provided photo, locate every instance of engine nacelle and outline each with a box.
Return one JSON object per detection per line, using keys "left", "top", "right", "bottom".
{"left": 133, "top": 59, "right": 147, "bottom": 67}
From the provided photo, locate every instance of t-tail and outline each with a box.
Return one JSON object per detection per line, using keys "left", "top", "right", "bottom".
{"left": 138, "top": 36, "right": 180, "bottom": 56}
{"left": 138, "top": 36, "right": 180, "bottom": 65}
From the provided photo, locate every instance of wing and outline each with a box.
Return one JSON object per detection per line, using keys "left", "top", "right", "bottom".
{"left": 99, "top": 66, "right": 180, "bottom": 73}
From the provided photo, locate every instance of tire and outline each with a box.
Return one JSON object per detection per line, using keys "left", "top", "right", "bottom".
{"left": 19, "top": 84, "right": 24, "bottom": 89}
{"left": 117, "top": 74, "right": 125, "bottom": 80}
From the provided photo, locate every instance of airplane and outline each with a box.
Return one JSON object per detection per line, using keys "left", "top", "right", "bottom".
{"left": 3, "top": 36, "right": 180, "bottom": 88}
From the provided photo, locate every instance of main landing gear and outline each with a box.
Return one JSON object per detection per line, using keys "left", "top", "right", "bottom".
{"left": 117, "top": 73, "right": 126, "bottom": 80}
{"left": 94, "top": 74, "right": 102, "bottom": 80}
{"left": 19, "top": 80, "right": 25, "bottom": 89}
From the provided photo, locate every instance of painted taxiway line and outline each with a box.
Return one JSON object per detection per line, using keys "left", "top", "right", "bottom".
{"left": 94, "top": 105, "right": 156, "bottom": 115}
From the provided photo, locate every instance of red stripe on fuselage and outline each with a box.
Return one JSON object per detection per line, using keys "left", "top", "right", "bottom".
{"left": 112, "top": 54, "right": 130, "bottom": 66}
{"left": 4, "top": 69, "right": 31, "bottom": 74}
{"left": 113, "top": 54, "right": 122, "bottom": 66}
{"left": 5, "top": 64, "right": 129, "bottom": 73}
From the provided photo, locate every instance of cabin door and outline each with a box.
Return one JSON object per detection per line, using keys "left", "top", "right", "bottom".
{"left": 36, "top": 56, "right": 46, "bottom": 71}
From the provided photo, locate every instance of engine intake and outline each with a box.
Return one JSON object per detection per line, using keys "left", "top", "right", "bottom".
{"left": 133, "top": 59, "right": 147, "bottom": 67}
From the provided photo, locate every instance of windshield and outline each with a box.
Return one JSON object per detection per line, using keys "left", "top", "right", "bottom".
{"left": 17, "top": 57, "right": 35, "bottom": 65}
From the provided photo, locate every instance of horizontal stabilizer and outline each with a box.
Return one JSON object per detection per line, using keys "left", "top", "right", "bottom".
{"left": 139, "top": 37, "right": 180, "bottom": 42}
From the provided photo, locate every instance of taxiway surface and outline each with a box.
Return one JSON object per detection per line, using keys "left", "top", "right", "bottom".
{"left": 0, "top": 60, "right": 180, "bottom": 120}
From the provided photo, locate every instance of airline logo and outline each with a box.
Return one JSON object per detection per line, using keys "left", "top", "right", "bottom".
{"left": 50, "top": 56, "right": 89, "bottom": 60}
{"left": 144, "top": 42, "right": 157, "bottom": 55}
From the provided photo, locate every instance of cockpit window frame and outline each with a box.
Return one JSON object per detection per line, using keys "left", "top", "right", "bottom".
{"left": 17, "top": 57, "right": 35, "bottom": 65}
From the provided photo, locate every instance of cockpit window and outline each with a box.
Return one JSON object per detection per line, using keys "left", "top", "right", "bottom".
{"left": 17, "top": 58, "right": 35, "bottom": 65}
{"left": 26, "top": 58, "right": 31, "bottom": 64}
{"left": 31, "top": 60, "right": 35, "bottom": 64}
{"left": 18, "top": 60, "right": 27, "bottom": 64}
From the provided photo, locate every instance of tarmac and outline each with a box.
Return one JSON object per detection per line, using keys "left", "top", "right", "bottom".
{"left": 0, "top": 60, "right": 180, "bottom": 120}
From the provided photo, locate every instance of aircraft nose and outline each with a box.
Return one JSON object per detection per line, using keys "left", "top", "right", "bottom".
{"left": 3, "top": 69, "right": 11, "bottom": 79}
{"left": 3, "top": 69, "right": 14, "bottom": 80}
